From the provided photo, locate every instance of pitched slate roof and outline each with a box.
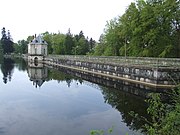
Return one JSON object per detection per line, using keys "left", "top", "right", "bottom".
{"left": 30, "top": 35, "right": 47, "bottom": 45}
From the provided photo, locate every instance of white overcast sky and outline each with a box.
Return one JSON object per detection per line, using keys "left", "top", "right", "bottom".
{"left": 0, "top": 0, "right": 134, "bottom": 42}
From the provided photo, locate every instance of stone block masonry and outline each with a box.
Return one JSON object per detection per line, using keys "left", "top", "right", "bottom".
{"left": 44, "top": 55, "right": 180, "bottom": 88}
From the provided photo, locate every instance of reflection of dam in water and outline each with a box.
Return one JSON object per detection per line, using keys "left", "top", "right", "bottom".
{"left": 45, "top": 64, "right": 170, "bottom": 98}
{"left": 26, "top": 59, "right": 171, "bottom": 97}
{"left": 0, "top": 58, "right": 150, "bottom": 135}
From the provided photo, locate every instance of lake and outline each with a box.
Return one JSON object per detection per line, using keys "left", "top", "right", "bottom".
{"left": 0, "top": 57, "right": 150, "bottom": 135}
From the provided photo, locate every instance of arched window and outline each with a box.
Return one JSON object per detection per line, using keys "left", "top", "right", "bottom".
{"left": 34, "top": 57, "right": 38, "bottom": 64}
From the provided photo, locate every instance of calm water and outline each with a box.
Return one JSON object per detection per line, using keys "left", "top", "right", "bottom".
{"left": 0, "top": 58, "right": 149, "bottom": 135}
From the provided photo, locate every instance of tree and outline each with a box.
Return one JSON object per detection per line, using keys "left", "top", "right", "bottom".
{"left": 13, "top": 29, "right": 98, "bottom": 55}
{"left": 119, "top": 2, "right": 141, "bottom": 56}
{"left": 0, "top": 41, "right": 3, "bottom": 55}
{"left": 43, "top": 32, "right": 53, "bottom": 54}
{"left": 13, "top": 43, "right": 21, "bottom": 54}
{"left": 1, "top": 27, "right": 14, "bottom": 54}
{"left": 104, "top": 18, "right": 123, "bottom": 56}
{"left": 89, "top": 38, "right": 96, "bottom": 53}
{"left": 1, "top": 27, "right": 7, "bottom": 40}
{"left": 93, "top": 34, "right": 106, "bottom": 56}
{"left": 14, "top": 39, "right": 28, "bottom": 54}
{"left": 27, "top": 35, "right": 34, "bottom": 42}
{"left": 52, "top": 33, "right": 66, "bottom": 54}
{"left": 136, "top": 86, "right": 180, "bottom": 135}
{"left": 92, "top": 0, "right": 179, "bottom": 57}
{"left": 72, "top": 31, "right": 90, "bottom": 55}
{"left": 64, "top": 29, "right": 75, "bottom": 55}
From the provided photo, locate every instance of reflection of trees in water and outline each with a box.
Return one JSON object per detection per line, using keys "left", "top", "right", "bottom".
{"left": 14, "top": 58, "right": 27, "bottom": 71}
{"left": 49, "top": 67, "right": 150, "bottom": 132}
{"left": 47, "top": 67, "right": 150, "bottom": 133}
{"left": 0, "top": 58, "right": 26, "bottom": 84}
{"left": 100, "top": 86, "right": 150, "bottom": 133}
{"left": 47, "top": 69, "right": 83, "bottom": 87}
{"left": 48, "top": 67, "right": 150, "bottom": 132}
{"left": 0, "top": 58, "right": 15, "bottom": 84}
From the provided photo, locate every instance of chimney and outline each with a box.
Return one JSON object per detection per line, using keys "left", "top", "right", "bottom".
{"left": 35, "top": 34, "right": 36, "bottom": 38}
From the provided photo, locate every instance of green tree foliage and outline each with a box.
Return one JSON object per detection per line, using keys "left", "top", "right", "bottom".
{"left": 93, "top": 0, "right": 180, "bottom": 57}
{"left": 73, "top": 31, "right": 90, "bottom": 55}
{"left": 93, "top": 34, "right": 106, "bottom": 56}
{"left": 14, "top": 39, "right": 28, "bottom": 54}
{"left": 104, "top": 18, "right": 123, "bottom": 56}
{"left": 43, "top": 29, "right": 95, "bottom": 55}
{"left": 52, "top": 33, "right": 66, "bottom": 54}
{"left": 13, "top": 29, "right": 96, "bottom": 55}
{"left": 89, "top": 37, "right": 96, "bottom": 52}
{"left": 1, "top": 27, "right": 14, "bottom": 54}
{"left": 64, "top": 29, "right": 75, "bottom": 55}
{"left": 0, "top": 41, "right": 3, "bottom": 55}
{"left": 91, "top": 84, "right": 180, "bottom": 135}
{"left": 144, "top": 87, "right": 180, "bottom": 135}
{"left": 27, "top": 35, "right": 34, "bottom": 42}
{"left": 43, "top": 32, "right": 53, "bottom": 54}
{"left": 128, "top": 86, "right": 180, "bottom": 135}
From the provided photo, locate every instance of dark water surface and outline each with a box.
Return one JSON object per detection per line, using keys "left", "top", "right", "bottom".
{"left": 0, "top": 58, "right": 149, "bottom": 135}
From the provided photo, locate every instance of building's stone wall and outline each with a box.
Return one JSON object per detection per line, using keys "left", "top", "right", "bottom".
{"left": 28, "top": 44, "right": 47, "bottom": 55}
{"left": 28, "top": 55, "right": 44, "bottom": 63}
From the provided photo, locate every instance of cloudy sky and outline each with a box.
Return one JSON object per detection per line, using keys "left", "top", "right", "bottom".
{"left": 0, "top": 0, "right": 134, "bottom": 42}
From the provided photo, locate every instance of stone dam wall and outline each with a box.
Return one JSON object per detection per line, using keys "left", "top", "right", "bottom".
{"left": 42, "top": 56, "right": 180, "bottom": 88}
{"left": 46, "top": 64, "right": 172, "bottom": 97}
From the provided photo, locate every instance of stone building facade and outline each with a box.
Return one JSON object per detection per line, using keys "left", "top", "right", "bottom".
{"left": 28, "top": 34, "right": 48, "bottom": 63}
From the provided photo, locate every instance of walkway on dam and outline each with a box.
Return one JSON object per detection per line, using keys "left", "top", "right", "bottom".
{"left": 44, "top": 55, "right": 180, "bottom": 88}
{"left": 47, "top": 55, "right": 180, "bottom": 68}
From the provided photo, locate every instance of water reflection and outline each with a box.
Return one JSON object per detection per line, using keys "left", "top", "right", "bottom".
{"left": 45, "top": 65, "right": 149, "bottom": 133}
{"left": 0, "top": 58, "right": 151, "bottom": 134}
{"left": 14, "top": 57, "right": 27, "bottom": 71}
{"left": 47, "top": 67, "right": 83, "bottom": 88}
{"left": 47, "top": 65, "right": 158, "bottom": 98}
{"left": 0, "top": 58, "right": 15, "bottom": 84}
{"left": 27, "top": 62, "right": 48, "bottom": 88}
{"left": 100, "top": 86, "right": 150, "bottom": 132}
